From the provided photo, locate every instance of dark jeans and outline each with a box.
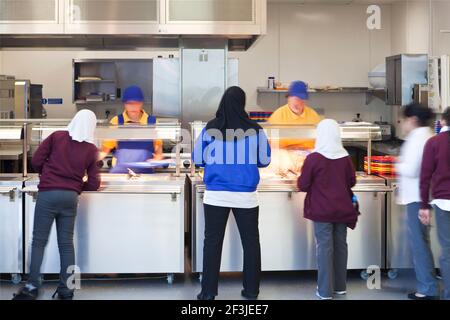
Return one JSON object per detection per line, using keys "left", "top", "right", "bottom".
{"left": 313, "top": 222, "right": 348, "bottom": 298}
{"left": 202, "top": 204, "right": 261, "bottom": 296}
{"left": 28, "top": 190, "right": 79, "bottom": 295}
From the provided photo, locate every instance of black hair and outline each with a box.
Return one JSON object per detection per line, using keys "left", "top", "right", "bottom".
{"left": 443, "top": 107, "right": 450, "bottom": 126}
{"left": 402, "top": 103, "right": 433, "bottom": 127}
{"left": 442, "top": 107, "right": 450, "bottom": 152}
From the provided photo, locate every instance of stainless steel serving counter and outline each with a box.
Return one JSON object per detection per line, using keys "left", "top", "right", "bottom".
{"left": 188, "top": 172, "right": 391, "bottom": 279}
{"left": 22, "top": 173, "right": 186, "bottom": 284}
{"left": 0, "top": 174, "right": 25, "bottom": 284}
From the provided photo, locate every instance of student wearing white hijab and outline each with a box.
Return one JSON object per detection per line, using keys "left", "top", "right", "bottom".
{"left": 13, "top": 110, "right": 101, "bottom": 300}
{"left": 298, "top": 119, "right": 358, "bottom": 300}
{"left": 67, "top": 109, "right": 97, "bottom": 143}
{"left": 314, "top": 119, "right": 349, "bottom": 159}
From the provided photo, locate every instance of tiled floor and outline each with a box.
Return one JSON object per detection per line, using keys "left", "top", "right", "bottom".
{"left": 0, "top": 269, "right": 427, "bottom": 300}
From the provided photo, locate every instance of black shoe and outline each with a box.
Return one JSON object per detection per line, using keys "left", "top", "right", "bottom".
{"left": 52, "top": 289, "right": 74, "bottom": 300}
{"left": 407, "top": 292, "right": 439, "bottom": 300}
{"left": 197, "top": 292, "right": 215, "bottom": 300}
{"left": 241, "top": 289, "right": 258, "bottom": 300}
{"left": 12, "top": 287, "right": 38, "bottom": 300}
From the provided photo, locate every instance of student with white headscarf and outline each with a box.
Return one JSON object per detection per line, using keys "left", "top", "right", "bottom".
{"left": 13, "top": 110, "right": 101, "bottom": 300}
{"left": 298, "top": 119, "right": 358, "bottom": 300}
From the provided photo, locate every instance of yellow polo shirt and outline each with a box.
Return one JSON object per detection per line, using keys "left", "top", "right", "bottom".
{"left": 267, "top": 104, "right": 321, "bottom": 150}
{"left": 102, "top": 111, "right": 162, "bottom": 152}
{"left": 268, "top": 104, "right": 321, "bottom": 125}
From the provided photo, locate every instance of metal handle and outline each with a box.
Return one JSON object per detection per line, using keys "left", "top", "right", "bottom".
{"left": 197, "top": 187, "right": 394, "bottom": 193}
{"left": 352, "top": 186, "right": 394, "bottom": 192}
{"left": 0, "top": 187, "right": 17, "bottom": 194}
{"left": 84, "top": 190, "right": 182, "bottom": 195}
{"left": 0, "top": 187, "right": 17, "bottom": 202}
{"left": 22, "top": 123, "right": 29, "bottom": 177}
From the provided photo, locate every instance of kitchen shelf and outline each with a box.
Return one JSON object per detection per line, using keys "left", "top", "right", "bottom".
{"left": 257, "top": 87, "right": 386, "bottom": 105}
{"left": 257, "top": 87, "right": 370, "bottom": 94}
{"left": 74, "top": 100, "right": 119, "bottom": 105}
{"left": 75, "top": 80, "right": 116, "bottom": 83}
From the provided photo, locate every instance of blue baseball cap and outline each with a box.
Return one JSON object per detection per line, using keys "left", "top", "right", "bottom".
{"left": 288, "top": 81, "right": 309, "bottom": 100}
{"left": 122, "top": 85, "right": 144, "bottom": 103}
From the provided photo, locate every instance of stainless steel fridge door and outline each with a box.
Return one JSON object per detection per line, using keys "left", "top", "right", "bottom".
{"left": 152, "top": 58, "right": 181, "bottom": 119}
{"left": 181, "top": 48, "right": 227, "bottom": 127}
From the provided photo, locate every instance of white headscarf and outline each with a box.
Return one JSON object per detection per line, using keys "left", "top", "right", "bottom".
{"left": 67, "top": 109, "right": 97, "bottom": 144}
{"left": 314, "top": 119, "right": 349, "bottom": 160}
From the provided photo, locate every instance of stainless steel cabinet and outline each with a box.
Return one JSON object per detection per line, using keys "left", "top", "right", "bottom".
{"left": 191, "top": 176, "right": 387, "bottom": 274}
{"left": 163, "top": 0, "right": 266, "bottom": 35}
{"left": 0, "top": 0, "right": 64, "bottom": 34}
{"left": 192, "top": 187, "right": 316, "bottom": 272}
{"left": 23, "top": 176, "right": 185, "bottom": 281}
{"left": 1, "top": 0, "right": 266, "bottom": 36}
{"left": 65, "top": 0, "right": 161, "bottom": 34}
{"left": 0, "top": 175, "right": 24, "bottom": 284}
{"left": 348, "top": 190, "right": 385, "bottom": 269}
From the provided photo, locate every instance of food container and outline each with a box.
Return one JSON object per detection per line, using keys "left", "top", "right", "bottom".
{"left": 268, "top": 77, "right": 275, "bottom": 90}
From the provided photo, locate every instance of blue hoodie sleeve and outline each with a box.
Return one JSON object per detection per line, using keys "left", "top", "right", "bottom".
{"left": 257, "top": 130, "right": 271, "bottom": 168}
{"left": 192, "top": 128, "right": 209, "bottom": 168}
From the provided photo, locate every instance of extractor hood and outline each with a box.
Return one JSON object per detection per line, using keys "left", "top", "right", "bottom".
{"left": 0, "top": 0, "right": 266, "bottom": 51}
{"left": 0, "top": 35, "right": 257, "bottom": 51}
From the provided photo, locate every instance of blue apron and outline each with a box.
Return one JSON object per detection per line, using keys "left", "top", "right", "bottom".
{"left": 109, "top": 114, "right": 157, "bottom": 174}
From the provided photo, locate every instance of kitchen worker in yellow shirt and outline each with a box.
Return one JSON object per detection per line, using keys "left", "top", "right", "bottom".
{"left": 267, "top": 80, "right": 321, "bottom": 150}
{"left": 100, "top": 85, "right": 163, "bottom": 173}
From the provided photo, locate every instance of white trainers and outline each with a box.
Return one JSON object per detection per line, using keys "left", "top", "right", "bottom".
{"left": 316, "top": 290, "right": 333, "bottom": 300}
{"left": 334, "top": 290, "right": 347, "bottom": 295}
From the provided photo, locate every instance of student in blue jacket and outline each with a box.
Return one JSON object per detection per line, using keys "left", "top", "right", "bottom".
{"left": 193, "top": 86, "right": 271, "bottom": 300}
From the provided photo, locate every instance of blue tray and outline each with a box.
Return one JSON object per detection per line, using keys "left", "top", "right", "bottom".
{"left": 122, "top": 161, "right": 172, "bottom": 168}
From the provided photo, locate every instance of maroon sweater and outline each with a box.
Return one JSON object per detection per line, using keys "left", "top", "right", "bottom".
{"left": 298, "top": 153, "right": 358, "bottom": 229}
{"left": 420, "top": 131, "right": 450, "bottom": 209}
{"left": 32, "top": 131, "right": 100, "bottom": 193}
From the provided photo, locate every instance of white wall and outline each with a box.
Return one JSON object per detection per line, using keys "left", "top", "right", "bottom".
{"left": 0, "top": 50, "right": 3, "bottom": 74}
{"left": 391, "top": 0, "right": 430, "bottom": 55}
{"left": 230, "top": 3, "right": 393, "bottom": 123}
{"left": 431, "top": 0, "right": 450, "bottom": 56}
{"left": 391, "top": 1, "right": 408, "bottom": 54}
{"left": 406, "top": 0, "right": 430, "bottom": 54}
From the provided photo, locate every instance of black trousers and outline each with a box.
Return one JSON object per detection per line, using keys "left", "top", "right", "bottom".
{"left": 202, "top": 204, "right": 261, "bottom": 296}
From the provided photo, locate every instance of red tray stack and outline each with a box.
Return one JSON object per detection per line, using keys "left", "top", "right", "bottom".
{"left": 364, "top": 156, "right": 397, "bottom": 176}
